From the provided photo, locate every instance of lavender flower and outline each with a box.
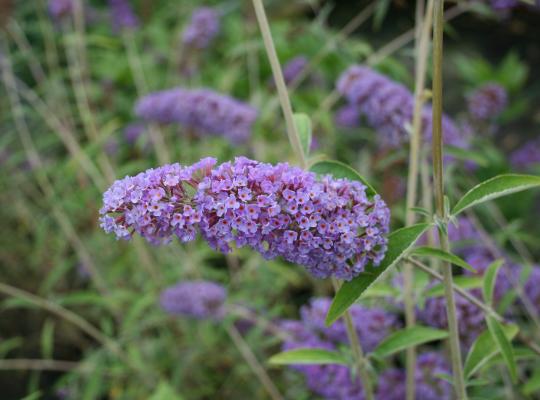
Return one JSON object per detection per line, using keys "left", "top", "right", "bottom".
{"left": 419, "top": 283, "right": 484, "bottom": 348}
{"left": 160, "top": 280, "right": 227, "bottom": 320}
{"left": 336, "top": 66, "right": 466, "bottom": 148}
{"left": 335, "top": 104, "right": 361, "bottom": 128}
{"left": 99, "top": 157, "right": 217, "bottom": 245}
{"left": 196, "top": 157, "right": 390, "bottom": 280}
{"left": 48, "top": 0, "right": 73, "bottom": 20}
{"left": 376, "top": 352, "right": 452, "bottom": 400}
{"left": 510, "top": 139, "right": 540, "bottom": 170}
{"left": 467, "top": 83, "right": 507, "bottom": 120}
{"left": 108, "top": 0, "right": 139, "bottom": 32}
{"left": 134, "top": 88, "right": 258, "bottom": 144}
{"left": 182, "top": 7, "right": 220, "bottom": 49}
{"left": 282, "top": 55, "right": 308, "bottom": 85}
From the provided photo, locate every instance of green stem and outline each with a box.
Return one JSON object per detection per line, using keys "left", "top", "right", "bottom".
{"left": 226, "top": 324, "right": 284, "bottom": 400}
{"left": 431, "top": 1, "right": 467, "bottom": 398}
{"left": 332, "top": 278, "right": 374, "bottom": 400}
{"left": 403, "top": 1, "right": 435, "bottom": 398}
{"left": 251, "top": 0, "right": 306, "bottom": 168}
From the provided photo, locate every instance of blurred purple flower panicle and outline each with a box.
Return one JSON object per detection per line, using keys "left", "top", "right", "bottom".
{"left": 337, "top": 65, "right": 466, "bottom": 148}
{"left": 108, "top": 0, "right": 139, "bottom": 32}
{"left": 134, "top": 88, "right": 258, "bottom": 144}
{"left": 511, "top": 139, "right": 540, "bottom": 170}
{"left": 467, "top": 83, "right": 507, "bottom": 120}
{"left": 160, "top": 280, "right": 227, "bottom": 320}
{"left": 182, "top": 7, "right": 220, "bottom": 49}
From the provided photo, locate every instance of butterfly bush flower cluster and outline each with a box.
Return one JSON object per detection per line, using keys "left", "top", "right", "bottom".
{"left": 511, "top": 138, "right": 540, "bottom": 170}
{"left": 335, "top": 104, "right": 361, "bottom": 129}
{"left": 100, "top": 157, "right": 390, "bottom": 280}
{"left": 99, "top": 157, "right": 217, "bottom": 245}
{"left": 196, "top": 158, "right": 390, "bottom": 280}
{"left": 160, "top": 280, "right": 227, "bottom": 320}
{"left": 182, "top": 7, "right": 220, "bottom": 49}
{"left": 376, "top": 352, "right": 452, "bottom": 400}
{"left": 135, "top": 88, "right": 258, "bottom": 144}
{"left": 336, "top": 66, "right": 466, "bottom": 149}
{"left": 467, "top": 83, "right": 507, "bottom": 120}
{"left": 280, "top": 297, "right": 397, "bottom": 399}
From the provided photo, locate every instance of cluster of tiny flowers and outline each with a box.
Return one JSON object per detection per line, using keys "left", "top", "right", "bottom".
{"left": 160, "top": 280, "right": 227, "bottom": 320}
{"left": 182, "top": 7, "right": 220, "bottom": 49}
{"left": 376, "top": 352, "right": 452, "bottom": 400}
{"left": 336, "top": 66, "right": 466, "bottom": 148}
{"left": 134, "top": 88, "right": 258, "bottom": 144}
{"left": 100, "top": 157, "right": 390, "bottom": 280}
{"left": 280, "top": 297, "right": 398, "bottom": 399}
{"left": 419, "top": 283, "right": 485, "bottom": 348}
{"left": 467, "top": 83, "right": 507, "bottom": 120}
{"left": 48, "top": 0, "right": 73, "bottom": 20}
{"left": 99, "top": 157, "right": 217, "bottom": 245}
{"left": 108, "top": 0, "right": 139, "bottom": 32}
{"left": 510, "top": 138, "right": 540, "bottom": 170}
{"left": 196, "top": 157, "right": 390, "bottom": 280}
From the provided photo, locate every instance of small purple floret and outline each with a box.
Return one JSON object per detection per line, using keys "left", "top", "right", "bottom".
{"left": 468, "top": 83, "right": 507, "bottom": 120}
{"left": 160, "top": 280, "right": 227, "bottom": 320}
{"left": 182, "top": 7, "right": 220, "bottom": 49}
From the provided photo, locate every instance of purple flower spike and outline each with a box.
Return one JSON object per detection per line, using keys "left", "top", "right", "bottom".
{"left": 335, "top": 104, "right": 361, "bottom": 128}
{"left": 160, "top": 280, "right": 227, "bottom": 320}
{"left": 99, "top": 157, "right": 217, "bottom": 245}
{"left": 182, "top": 7, "right": 220, "bottom": 49}
{"left": 134, "top": 88, "right": 258, "bottom": 144}
{"left": 511, "top": 139, "right": 540, "bottom": 171}
{"left": 108, "top": 0, "right": 139, "bottom": 32}
{"left": 468, "top": 83, "right": 507, "bottom": 120}
{"left": 337, "top": 65, "right": 466, "bottom": 149}
{"left": 196, "top": 157, "right": 390, "bottom": 280}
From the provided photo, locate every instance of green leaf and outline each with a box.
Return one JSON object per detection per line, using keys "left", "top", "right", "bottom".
{"left": 464, "top": 323, "right": 519, "bottom": 378}
{"left": 452, "top": 174, "right": 540, "bottom": 216}
{"left": 325, "top": 223, "right": 430, "bottom": 326}
{"left": 293, "top": 113, "right": 312, "bottom": 158}
{"left": 373, "top": 0, "right": 391, "bottom": 30}
{"left": 371, "top": 326, "right": 448, "bottom": 358}
{"left": 40, "top": 320, "right": 55, "bottom": 359}
{"left": 486, "top": 317, "right": 517, "bottom": 383}
{"left": 268, "top": 348, "right": 347, "bottom": 366}
{"left": 483, "top": 259, "right": 504, "bottom": 306}
{"left": 424, "top": 276, "right": 482, "bottom": 298}
{"left": 310, "top": 160, "right": 377, "bottom": 197}
{"left": 411, "top": 246, "right": 476, "bottom": 273}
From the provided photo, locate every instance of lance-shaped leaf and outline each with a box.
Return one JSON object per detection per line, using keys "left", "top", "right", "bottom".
{"left": 411, "top": 246, "right": 476, "bottom": 273}
{"left": 371, "top": 326, "right": 448, "bottom": 358}
{"left": 452, "top": 174, "right": 540, "bottom": 216}
{"left": 325, "top": 223, "right": 430, "bottom": 326}
{"left": 268, "top": 348, "right": 347, "bottom": 366}
{"left": 487, "top": 317, "right": 517, "bottom": 383}
{"left": 483, "top": 259, "right": 504, "bottom": 306}
{"left": 293, "top": 113, "right": 312, "bottom": 157}
{"left": 310, "top": 160, "right": 377, "bottom": 197}
{"left": 464, "top": 323, "right": 519, "bottom": 378}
